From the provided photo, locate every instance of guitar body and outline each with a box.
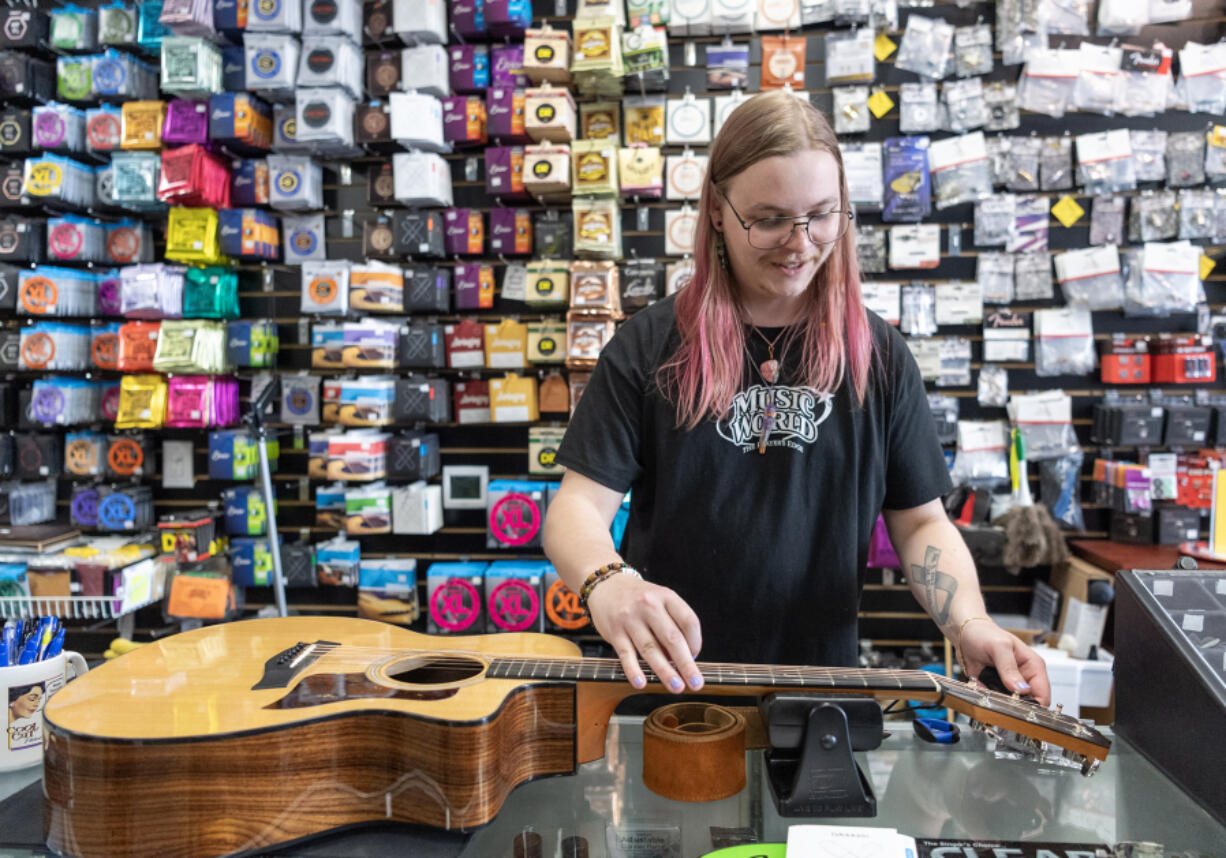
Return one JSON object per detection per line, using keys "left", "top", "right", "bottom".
{"left": 43, "top": 617, "right": 583, "bottom": 858}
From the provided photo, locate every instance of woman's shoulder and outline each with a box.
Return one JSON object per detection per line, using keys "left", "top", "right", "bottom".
{"left": 609, "top": 294, "right": 680, "bottom": 356}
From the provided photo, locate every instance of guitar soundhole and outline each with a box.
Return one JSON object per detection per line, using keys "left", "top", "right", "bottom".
{"left": 388, "top": 655, "right": 485, "bottom": 686}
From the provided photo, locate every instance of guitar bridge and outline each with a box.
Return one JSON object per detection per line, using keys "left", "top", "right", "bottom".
{"left": 252, "top": 640, "right": 340, "bottom": 690}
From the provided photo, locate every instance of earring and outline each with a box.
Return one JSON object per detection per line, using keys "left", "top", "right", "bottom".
{"left": 715, "top": 231, "right": 729, "bottom": 271}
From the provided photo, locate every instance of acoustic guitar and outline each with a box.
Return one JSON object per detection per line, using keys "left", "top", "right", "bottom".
{"left": 42, "top": 616, "right": 1110, "bottom": 858}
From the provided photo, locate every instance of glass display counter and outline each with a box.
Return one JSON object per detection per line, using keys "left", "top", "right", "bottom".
{"left": 5, "top": 714, "right": 1217, "bottom": 857}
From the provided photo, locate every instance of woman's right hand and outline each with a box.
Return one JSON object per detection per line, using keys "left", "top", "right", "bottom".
{"left": 585, "top": 573, "right": 705, "bottom": 693}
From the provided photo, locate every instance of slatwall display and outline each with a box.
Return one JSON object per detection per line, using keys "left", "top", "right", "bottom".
{"left": 4, "top": 0, "right": 1226, "bottom": 650}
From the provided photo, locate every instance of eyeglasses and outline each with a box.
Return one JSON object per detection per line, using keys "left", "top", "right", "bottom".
{"left": 721, "top": 192, "right": 854, "bottom": 249}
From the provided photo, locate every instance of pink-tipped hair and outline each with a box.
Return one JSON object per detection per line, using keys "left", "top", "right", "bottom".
{"left": 658, "top": 91, "right": 876, "bottom": 430}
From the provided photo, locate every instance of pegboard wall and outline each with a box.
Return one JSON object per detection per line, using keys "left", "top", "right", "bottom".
{"left": 7, "top": 0, "right": 1226, "bottom": 651}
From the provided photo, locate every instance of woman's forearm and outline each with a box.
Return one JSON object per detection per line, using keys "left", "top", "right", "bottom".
{"left": 888, "top": 514, "right": 988, "bottom": 642}
{"left": 542, "top": 492, "right": 626, "bottom": 595}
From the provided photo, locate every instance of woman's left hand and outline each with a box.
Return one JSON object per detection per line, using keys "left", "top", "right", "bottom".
{"left": 957, "top": 620, "right": 1052, "bottom": 707}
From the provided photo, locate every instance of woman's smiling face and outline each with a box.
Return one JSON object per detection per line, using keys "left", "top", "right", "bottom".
{"left": 713, "top": 149, "right": 843, "bottom": 324}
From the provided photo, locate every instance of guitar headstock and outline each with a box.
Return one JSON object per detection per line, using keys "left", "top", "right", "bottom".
{"left": 935, "top": 675, "right": 1111, "bottom": 776}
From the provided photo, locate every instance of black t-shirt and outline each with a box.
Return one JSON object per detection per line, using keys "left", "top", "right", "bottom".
{"left": 555, "top": 294, "right": 952, "bottom": 668}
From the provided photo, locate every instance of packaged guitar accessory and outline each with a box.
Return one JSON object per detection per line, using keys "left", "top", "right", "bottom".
{"left": 1018, "top": 48, "right": 1078, "bottom": 117}
{"left": 975, "top": 196, "right": 1015, "bottom": 247}
{"left": 297, "top": 37, "right": 362, "bottom": 98}
{"left": 833, "top": 86, "right": 870, "bottom": 134}
{"left": 1034, "top": 307, "right": 1094, "bottom": 377}
{"left": 900, "top": 284, "right": 936, "bottom": 337}
{"left": 855, "top": 226, "right": 886, "bottom": 274}
{"left": 1129, "top": 129, "right": 1167, "bottom": 182}
{"left": 281, "top": 374, "right": 321, "bottom": 426}
{"left": 51, "top": 6, "right": 98, "bottom": 51}
{"left": 1178, "top": 41, "right": 1226, "bottom": 115}
{"left": 881, "top": 136, "right": 930, "bottom": 223}
{"left": 1055, "top": 244, "right": 1123, "bottom": 310}
{"left": 19, "top": 323, "right": 89, "bottom": 372}
{"left": 899, "top": 82, "right": 938, "bottom": 133}
{"left": 977, "top": 365, "right": 1007, "bottom": 408}
{"left": 925, "top": 394, "right": 958, "bottom": 445}
{"left": 841, "top": 141, "right": 883, "bottom": 210}
{"left": 1040, "top": 451, "right": 1084, "bottom": 532}
{"left": 1006, "top": 136, "right": 1040, "bottom": 192}
{"left": 92, "top": 50, "right": 158, "bottom": 99}
{"left": 937, "top": 338, "right": 972, "bottom": 388}
{"left": 941, "top": 77, "right": 986, "bottom": 132}
{"left": 1008, "top": 390, "right": 1078, "bottom": 463}
{"left": 977, "top": 252, "right": 1015, "bottom": 304}
{"left": 1041, "top": 0, "right": 1090, "bottom": 33}
{"left": 824, "top": 29, "right": 874, "bottom": 85}
{"left": 1134, "top": 190, "right": 1178, "bottom": 242}
{"left": 1178, "top": 188, "right": 1216, "bottom": 241}
{"left": 950, "top": 420, "right": 1009, "bottom": 488}
{"left": 1097, "top": 0, "right": 1148, "bottom": 35}
{"left": 1117, "top": 44, "right": 1172, "bottom": 116}
{"left": 294, "top": 88, "right": 356, "bottom": 151}
{"left": 1038, "top": 135, "right": 1073, "bottom": 191}
{"left": 33, "top": 103, "right": 86, "bottom": 153}
{"left": 706, "top": 41, "right": 749, "bottom": 90}
{"left": 983, "top": 135, "right": 1011, "bottom": 188}
{"left": 759, "top": 36, "right": 805, "bottom": 91}
{"left": 268, "top": 155, "right": 323, "bottom": 211}
{"left": 1089, "top": 196, "right": 1126, "bottom": 246}
{"left": 895, "top": 15, "right": 953, "bottom": 80}
{"left": 1072, "top": 42, "right": 1122, "bottom": 114}
{"left": 1137, "top": 240, "right": 1202, "bottom": 316}
{"left": 1166, "top": 131, "right": 1206, "bottom": 187}
{"left": 1075, "top": 128, "right": 1136, "bottom": 195}
{"left": 929, "top": 131, "right": 990, "bottom": 210}
{"left": 983, "top": 82, "right": 1020, "bottom": 131}
{"left": 1013, "top": 250, "right": 1053, "bottom": 301}
{"left": 952, "top": 23, "right": 992, "bottom": 77}
{"left": 1205, "top": 126, "right": 1226, "bottom": 183}
{"left": 161, "top": 36, "right": 222, "bottom": 97}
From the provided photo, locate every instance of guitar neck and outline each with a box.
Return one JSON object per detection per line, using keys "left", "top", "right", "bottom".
{"left": 486, "top": 656, "right": 941, "bottom": 697}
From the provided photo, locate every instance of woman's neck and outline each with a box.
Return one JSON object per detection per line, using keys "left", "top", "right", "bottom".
{"left": 741, "top": 297, "right": 806, "bottom": 329}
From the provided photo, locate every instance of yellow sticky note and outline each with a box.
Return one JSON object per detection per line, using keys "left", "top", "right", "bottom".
{"left": 1051, "top": 195, "right": 1085, "bottom": 228}
{"left": 874, "top": 31, "right": 897, "bottom": 62}
{"left": 867, "top": 89, "right": 895, "bottom": 118}
{"left": 1200, "top": 253, "right": 1216, "bottom": 281}
{"left": 1210, "top": 125, "right": 1226, "bottom": 148}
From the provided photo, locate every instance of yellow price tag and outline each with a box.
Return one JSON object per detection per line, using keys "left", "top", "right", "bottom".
{"left": 867, "top": 89, "right": 895, "bottom": 118}
{"left": 1200, "top": 253, "right": 1216, "bottom": 281}
{"left": 874, "top": 31, "right": 897, "bottom": 62}
{"left": 1051, "top": 195, "right": 1085, "bottom": 228}
{"left": 1210, "top": 125, "right": 1226, "bottom": 148}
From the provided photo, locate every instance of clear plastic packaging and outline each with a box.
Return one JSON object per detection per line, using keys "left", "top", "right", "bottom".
{"left": 1178, "top": 188, "right": 1216, "bottom": 240}
{"left": 899, "top": 81, "right": 940, "bottom": 133}
{"left": 1033, "top": 308, "right": 1094, "bottom": 377}
{"left": 1018, "top": 48, "right": 1078, "bottom": 117}
{"left": 1206, "top": 130, "right": 1226, "bottom": 184}
{"left": 1097, "top": 0, "right": 1150, "bottom": 35}
{"left": 1133, "top": 190, "right": 1178, "bottom": 242}
{"left": 1130, "top": 129, "right": 1167, "bottom": 182}
{"left": 1116, "top": 44, "right": 1173, "bottom": 116}
{"left": 1039, "top": 135, "right": 1074, "bottom": 191}
{"left": 1075, "top": 128, "right": 1136, "bottom": 195}
{"left": 1040, "top": 0, "right": 1090, "bottom": 35}
{"left": 984, "top": 82, "right": 1020, "bottom": 131}
{"left": 833, "top": 85, "right": 871, "bottom": 134}
{"left": 929, "top": 131, "right": 991, "bottom": 210}
{"left": 1054, "top": 244, "right": 1123, "bottom": 310}
{"left": 996, "top": 0, "right": 1025, "bottom": 66}
{"left": 901, "top": 283, "right": 937, "bottom": 336}
{"left": 1089, "top": 196, "right": 1126, "bottom": 245}
{"left": 1136, "top": 240, "right": 1202, "bottom": 315}
{"left": 824, "top": 29, "right": 875, "bottom": 84}
{"left": 978, "top": 365, "right": 1008, "bottom": 407}
{"left": 954, "top": 23, "right": 993, "bottom": 76}
{"left": 1008, "top": 196, "right": 1050, "bottom": 254}
{"left": 1215, "top": 191, "right": 1226, "bottom": 244}
{"left": 938, "top": 338, "right": 972, "bottom": 388}
{"left": 975, "top": 196, "right": 1015, "bottom": 247}
{"left": 1072, "top": 42, "right": 1122, "bottom": 114}
{"left": 855, "top": 226, "right": 887, "bottom": 273}
{"left": 928, "top": 393, "right": 959, "bottom": 445}
{"left": 978, "top": 251, "right": 1015, "bottom": 303}
{"left": 1014, "top": 251, "right": 1054, "bottom": 300}
{"left": 1178, "top": 41, "right": 1226, "bottom": 115}
{"left": 895, "top": 15, "right": 954, "bottom": 80}
{"left": 1009, "top": 390, "right": 1079, "bottom": 462}
{"left": 1166, "top": 130, "right": 1206, "bottom": 187}
{"left": 942, "top": 76, "right": 987, "bottom": 132}
{"left": 1006, "top": 135, "right": 1041, "bottom": 192}
{"left": 950, "top": 420, "right": 1010, "bottom": 488}
{"left": 985, "top": 135, "right": 1012, "bottom": 187}
{"left": 1041, "top": 451, "right": 1085, "bottom": 532}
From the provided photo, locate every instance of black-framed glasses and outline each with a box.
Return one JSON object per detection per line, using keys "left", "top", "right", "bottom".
{"left": 720, "top": 192, "right": 854, "bottom": 249}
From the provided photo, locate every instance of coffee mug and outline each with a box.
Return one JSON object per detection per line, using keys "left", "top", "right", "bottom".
{"left": 2, "top": 650, "right": 88, "bottom": 771}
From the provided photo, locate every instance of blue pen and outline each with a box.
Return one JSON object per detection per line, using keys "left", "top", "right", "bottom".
{"left": 16, "top": 630, "right": 42, "bottom": 665}
{"left": 2, "top": 624, "right": 16, "bottom": 666}
{"left": 0, "top": 633, "right": 7, "bottom": 668}
{"left": 38, "top": 618, "right": 59, "bottom": 661}
{"left": 43, "top": 627, "right": 65, "bottom": 660}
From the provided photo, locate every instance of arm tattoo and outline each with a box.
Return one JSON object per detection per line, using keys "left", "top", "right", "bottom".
{"left": 910, "top": 545, "right": 959, "bottom": 627}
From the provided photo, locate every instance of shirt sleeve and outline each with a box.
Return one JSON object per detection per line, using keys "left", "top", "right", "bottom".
{"left": 554, "top": 316, "right": 653, "bottom": 494}
{"left": 881, "top": 324, "right": 954, "bottom": 510}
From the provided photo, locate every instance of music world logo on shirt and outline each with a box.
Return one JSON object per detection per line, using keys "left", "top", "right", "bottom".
{"left": 716, "top": 385, "right": 834, "bottom": 452}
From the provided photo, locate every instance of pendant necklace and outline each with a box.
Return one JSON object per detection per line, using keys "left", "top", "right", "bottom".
{"left": 747, "top": 325, "right": 788, "bottom": 454}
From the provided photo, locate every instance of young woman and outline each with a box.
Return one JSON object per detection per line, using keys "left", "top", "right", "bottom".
{"left": 542, "top": 91, "right": 1050, "bottom": 705}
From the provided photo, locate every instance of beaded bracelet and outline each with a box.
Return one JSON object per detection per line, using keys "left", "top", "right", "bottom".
{"left": 579, "top": 561, "right": 641, "bottom": 607}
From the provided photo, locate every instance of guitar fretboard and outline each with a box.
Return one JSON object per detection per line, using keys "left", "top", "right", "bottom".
{"left": 486, "top": 657, "right": 940, "bottom": 693}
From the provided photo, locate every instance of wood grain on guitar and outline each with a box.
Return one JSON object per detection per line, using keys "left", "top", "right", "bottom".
{"left": 42, "top": 616, "right": 1110, "bottom": 858}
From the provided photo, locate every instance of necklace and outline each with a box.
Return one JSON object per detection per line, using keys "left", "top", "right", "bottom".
{"left": 747, "top": 325, "right": 787, "bottom": 454}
